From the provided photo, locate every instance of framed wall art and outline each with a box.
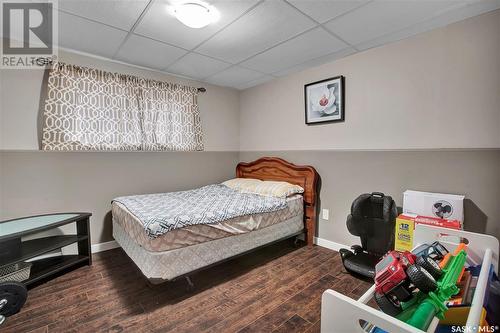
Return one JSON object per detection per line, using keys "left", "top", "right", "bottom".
{"left": 304, "top": 75, "right": 344, "bottom": 124}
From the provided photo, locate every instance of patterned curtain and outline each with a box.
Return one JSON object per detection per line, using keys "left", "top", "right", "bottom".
{"left": 42, "top": 62, "right": 204, "bottom": 151}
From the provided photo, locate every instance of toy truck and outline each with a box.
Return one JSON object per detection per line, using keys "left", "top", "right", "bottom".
{"left": 373, "top": 243, "right": 468, "bottom": 332}
{"left": 374, "top": 250, "right": 443, "bottom": 316}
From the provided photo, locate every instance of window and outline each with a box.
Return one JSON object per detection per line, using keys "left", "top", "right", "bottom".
{"left": 42, "top": 63, "right": 203, "bottom": 151}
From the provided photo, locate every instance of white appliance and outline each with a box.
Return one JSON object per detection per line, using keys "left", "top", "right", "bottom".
{"left": 403, "top": 190, "right": 465, "bottom": 223}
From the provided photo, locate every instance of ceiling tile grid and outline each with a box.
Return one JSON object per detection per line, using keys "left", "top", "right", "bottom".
{"left": 134, "top": 0, "right": 260, "bottom": 50}
{"left": 166, "top": 52, "right": 233, "bottom": 80}
{"left": 52, "top": 0, "right": 500, "bottom": 90}
{"left": 57, "top": 11, "right": 129, "bottom": 59}
{"left": 324, "top": 0, "right": 466, "bottom": 46}
{"left": 354, "top": 0, "right": 500, "bottom": 51}
{"left": 240, "top": 27, "right": 348, "bottom": 74}
{"left": 114, "top": 34, "right": 187, "bottom": 70}
{"left": 287, "top": 0, "right": 370, "bottom": 24}
{"left": 194, "top": 0, "right": 316, "bottom": 63}
{"left": 273, "top": 46, "right": 357, "bottom": 77}
{"left": 204, "top": 66, "right": 267, "bottom": 87}
{"left": 57, "top": 0, "right": 150, "bottom": 31}
{"left": 234, "top": 74, "right": 276, "bottom": 90}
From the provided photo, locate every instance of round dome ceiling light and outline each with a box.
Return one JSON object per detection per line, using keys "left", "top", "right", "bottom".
{"left": 173, "top": 2, "right": 220, "bottom": 29}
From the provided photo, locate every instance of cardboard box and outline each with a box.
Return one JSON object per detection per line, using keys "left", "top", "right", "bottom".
{"left": 395, "top": 216, "right": 414, "bottom": 251}
{"left": 394, "top": 214, "right": 462, "bottom": 251}
{"left": 403, "top": 190, "right": 465, "bottom": 222}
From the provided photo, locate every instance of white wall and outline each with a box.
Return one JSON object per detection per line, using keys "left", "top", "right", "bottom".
{"left": 239, "top": 10, "right": 500, "bottom": 151}
{"left": 0, "top": 48, "right": 240, "bottom": 151}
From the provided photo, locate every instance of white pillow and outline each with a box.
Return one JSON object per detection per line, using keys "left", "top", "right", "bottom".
{"left": 222, "top": 178, "right": 262, "bottom": 191}
{"left": 222, "top": 178, "right": 304, "bottom": 197}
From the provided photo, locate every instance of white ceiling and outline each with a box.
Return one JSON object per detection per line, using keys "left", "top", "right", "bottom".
{"left": 53, "top": 0, "right": 500, "bottom": 90}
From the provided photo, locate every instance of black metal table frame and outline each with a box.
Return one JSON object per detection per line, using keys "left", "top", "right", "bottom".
{"left": 0, "top": 213, "right": 92, "bottom": 289}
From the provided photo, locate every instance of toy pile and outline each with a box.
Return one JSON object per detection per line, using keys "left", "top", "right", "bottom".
{"left": 359, "top": 190, "right": 499, "bottom": 333}
{"left": 363, "top": 241, "right": 499, "bottom": 332}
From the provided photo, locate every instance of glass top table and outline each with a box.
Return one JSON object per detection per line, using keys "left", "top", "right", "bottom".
{"left": 0, "top": 212, "right": 92, "bottom": 288}
{"left": 0, "top": 213, "right": 89, "bottom": 241}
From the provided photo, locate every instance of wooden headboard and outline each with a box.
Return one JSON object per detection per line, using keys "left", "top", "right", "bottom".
{"left": 236, "top": 157, "right": 319, "bottom": 246}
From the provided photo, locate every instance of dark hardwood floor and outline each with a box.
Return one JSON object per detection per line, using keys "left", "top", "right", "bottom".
{"left": 3, "top": 240, "right": 372, "bottom": 333}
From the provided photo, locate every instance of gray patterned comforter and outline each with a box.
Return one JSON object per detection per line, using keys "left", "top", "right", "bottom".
{"left": 113, "top": 184, "right": 288, "bottom": 238}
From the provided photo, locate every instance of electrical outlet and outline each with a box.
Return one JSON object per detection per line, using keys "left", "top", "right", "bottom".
{"left": 322, "top": 209, "right": 329, "bottom": 220}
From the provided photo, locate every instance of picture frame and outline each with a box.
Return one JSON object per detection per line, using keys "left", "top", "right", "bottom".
{"left": 304, "top": 75, "right": 345, "bottom": 125}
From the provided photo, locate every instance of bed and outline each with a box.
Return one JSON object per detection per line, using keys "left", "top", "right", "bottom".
{"left": 111, "top": 157, "right": 319, "bottom": 283}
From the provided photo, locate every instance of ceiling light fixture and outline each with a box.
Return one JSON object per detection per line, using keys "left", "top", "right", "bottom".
{"left": 173, "top": 2, "right": 219, "bottom": 29}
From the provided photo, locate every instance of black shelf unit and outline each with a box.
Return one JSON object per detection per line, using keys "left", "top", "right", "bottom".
{"left": 25, "top": 255, "right": 89, "bottom": 287}
{"left": 0, "top": 213, "right": 92, "bottom": 289}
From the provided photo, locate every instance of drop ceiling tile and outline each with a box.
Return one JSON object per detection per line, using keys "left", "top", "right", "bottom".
{"left": 57, "top": 0, "right": 149, "bottom": 31}
{"left": 234, "top": 75, "right": 275, "bottom": 90}
{"left": 241, "top": 27, "right": 347, "bottom": 74}
{"left": 167, "top": 53, "right": 232, "bottom": 80}
{"left": 58, "top": 11, "right": 128, "bottom": 58}
{"left": 135, "top": 0, "right": 259, "bottom": 50}
{"left": 273, "top": 46, "right": 356, "bottom": 77}
{"left": 287, "top": 0, "right": 369, "bottom": 23}
{"left": 325, "top": 0, "right": 461, "bottom": 45}
{"left": 196, "top": 0, "right": 316, "bottom": 64}
{"left": 205, "top": 66, "right": 266, "bottom": 88}
{"left": 356, "top": 0, "right": 500, "bottom": 50}
{"left": 115, "top": 34, "right": 187, "bottom": 70}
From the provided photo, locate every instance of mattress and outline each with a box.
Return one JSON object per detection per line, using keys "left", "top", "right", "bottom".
{"left": 112, "top": 214, "right": 304, "bottom": 282}
{"left": 112, "top": 194, "right": 303, "bottom": 252}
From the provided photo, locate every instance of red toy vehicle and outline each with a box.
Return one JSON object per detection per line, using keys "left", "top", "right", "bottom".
{"left": 374, "top": 250, "right": 442, "bottom": 316}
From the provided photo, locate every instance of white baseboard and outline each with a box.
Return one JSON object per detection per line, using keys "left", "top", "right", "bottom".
{"left": 314, "top": 237, "right": 348, "bottom": 252}
{"left": 91, "top": 240, "right": 120, "bottom": 253}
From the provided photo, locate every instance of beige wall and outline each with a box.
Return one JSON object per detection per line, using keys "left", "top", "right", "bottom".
{"left": 239, "top": 10, "right": 500, "bottom": 151}
{"left": 239, "top": 11, "right": 500, "bottom": 247}
{"left": 240, "top": 150, "right": 500, "bottom": 246}
{"left": 0, "top": 48, "right": 240, "bottom": 151}
{"left": 0, "top": 151, "right": 239, "bottom": 244}
{"left": 1, "top": 11, "right": 499, "bottom": 249}
{"left": 0, "top": 48, "right": 241, "bottom": 244}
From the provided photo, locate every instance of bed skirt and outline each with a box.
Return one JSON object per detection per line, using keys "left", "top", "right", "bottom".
{"left": 112, "top": 215, "right": 304, "bottom": 282}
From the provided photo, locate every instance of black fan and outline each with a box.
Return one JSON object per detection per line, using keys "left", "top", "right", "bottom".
{"left": 433, "top": 200, "right": 453, "bottom": 219}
